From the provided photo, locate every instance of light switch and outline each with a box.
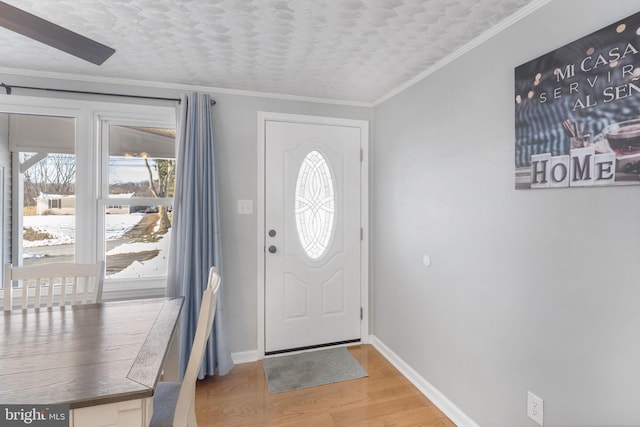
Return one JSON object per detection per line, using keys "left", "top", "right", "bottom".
{"left": 238, "top": 200, "right": 253, "bottom": 215}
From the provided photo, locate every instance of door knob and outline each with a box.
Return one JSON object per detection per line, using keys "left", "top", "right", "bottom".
{"left": 268, "top": 245, "right": 277, "bottom": 253}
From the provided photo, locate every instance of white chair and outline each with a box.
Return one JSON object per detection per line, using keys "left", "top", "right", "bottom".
{"left": 150, "top": 266, "right": 221, "bottom": 427}
{"left": 3, "top": 261, "right": 104, "bottom": 311}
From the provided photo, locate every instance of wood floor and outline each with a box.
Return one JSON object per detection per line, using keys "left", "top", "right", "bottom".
{"left": 195, "top": 344, "right": 455, "bottom": 426}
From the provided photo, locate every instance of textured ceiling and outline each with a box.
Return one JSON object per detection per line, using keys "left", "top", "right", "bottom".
{"left": 0, "top": 0, "right": 537, "bottom": 104}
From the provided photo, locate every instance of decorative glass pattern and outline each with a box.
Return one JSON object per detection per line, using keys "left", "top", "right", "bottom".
{"left": 295, "top": 150, "right": 335, "bottom": 259}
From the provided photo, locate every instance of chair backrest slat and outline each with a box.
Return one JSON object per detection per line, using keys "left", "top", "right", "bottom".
{"left": 71, "top": 276, "right": 78, "bottom": 305}
{"left": 21, "top": 280, "right": 28, "bottom": 310}
{"left": 3, "top": 262, "right": 105, "bottom": 311}
{"left": 47, "top": 276, "right": 55, "bottom": 307}
{"left": 82, "top": 276, "right": 91, "bottom": 304}
{"left": 60, "top": 277, "right": 66, "bottom": 306}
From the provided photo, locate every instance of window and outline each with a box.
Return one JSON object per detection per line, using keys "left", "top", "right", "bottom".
{"left": 9, "top": 115, "right": 77, "bottom": 267}
{"left": 295, "top": 150, "right": 335, "bottom": 259}
{"left": 100, "top": 124, "right": 175, "bottom": 283}
{"left": 1, "top": 102, "right": 176, "bottom": 299}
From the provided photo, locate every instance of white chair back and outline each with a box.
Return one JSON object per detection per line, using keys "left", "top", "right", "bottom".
{"left": 174, "top": 266, "right": 221, "bottom": 426}
{"left": 3, "top": 261, "right": 105, "bottom": 311}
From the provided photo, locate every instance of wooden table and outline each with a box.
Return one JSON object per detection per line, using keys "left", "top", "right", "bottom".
{"left": 0, "top": 297, "right": 183, "bottom": 427}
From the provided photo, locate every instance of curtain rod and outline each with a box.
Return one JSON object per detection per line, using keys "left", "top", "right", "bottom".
{"left": 0, "top": 83, "right": 216, "bottom": 105}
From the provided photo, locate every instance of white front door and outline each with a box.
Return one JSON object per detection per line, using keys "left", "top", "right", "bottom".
{"left": 264, "top": 119, "right": 362, "bottom": 353}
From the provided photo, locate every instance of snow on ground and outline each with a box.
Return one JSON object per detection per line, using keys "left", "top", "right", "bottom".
{"left": 105, "top": 214, "right": 146, "bottom": 240}
{"left": 23, "top": 214, "right": 170, "bottom": 278}
{"left": 108, "top": 229, "right": 171, "bottom": 279}
{"left": 23, "top": 215, "right": 75, "bottom": 247}
{"left": 23, "top": 214, "right": 143, "bottom": 247}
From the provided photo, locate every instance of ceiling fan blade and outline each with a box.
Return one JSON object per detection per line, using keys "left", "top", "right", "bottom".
{"left": 0, "top": 1, "right": 115, "bottom": 65}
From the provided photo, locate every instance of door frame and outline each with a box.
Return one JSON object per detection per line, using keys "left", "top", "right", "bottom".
{"left": 257, "top": 111, "right": 369, "bottom": 358}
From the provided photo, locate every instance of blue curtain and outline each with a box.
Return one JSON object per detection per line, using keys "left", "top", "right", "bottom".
{"left": 166, "top": 92, "right": 233, "bottom": 379}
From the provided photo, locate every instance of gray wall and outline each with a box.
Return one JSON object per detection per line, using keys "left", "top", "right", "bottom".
{"left": 372, "top": 1, "right": 640, "bottom": 426}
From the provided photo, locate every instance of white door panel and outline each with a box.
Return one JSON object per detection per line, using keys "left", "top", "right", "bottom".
{"left": 265, "top": 120, "right": 361, "bottom": 353}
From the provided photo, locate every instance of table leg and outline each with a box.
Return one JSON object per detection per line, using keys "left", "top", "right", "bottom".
{"left": 163, "top": 321, "right": 180, "bottom": 382}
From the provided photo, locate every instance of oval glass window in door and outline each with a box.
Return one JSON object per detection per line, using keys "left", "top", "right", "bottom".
{"left": 295, "top": 150, "right": 335, "bottom": 259}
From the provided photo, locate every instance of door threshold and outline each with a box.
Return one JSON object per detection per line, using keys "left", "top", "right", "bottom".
{"left": 265, "top": 339, "right": 361, "bottom": 356}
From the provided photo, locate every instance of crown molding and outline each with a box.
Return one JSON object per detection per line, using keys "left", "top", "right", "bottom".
{"left": 373, "top": 0, "right": 553, "bottom": 106}
{"left": 0, "top": 67, "right": 373, "bottom": 108}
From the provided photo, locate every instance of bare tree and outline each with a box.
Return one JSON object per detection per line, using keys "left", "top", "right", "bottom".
{"left": 144, "top": 158, "right": 175, "bottom": 233}
{"left": 23, "top": 154, "right": 76, "bottom": 207}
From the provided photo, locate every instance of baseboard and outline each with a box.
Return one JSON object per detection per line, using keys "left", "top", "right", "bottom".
{"left": 231, "top": 349, "right": 259, "bottom": 364}
{"left": 369, "top": 335, "right": 481, "bottom": 427}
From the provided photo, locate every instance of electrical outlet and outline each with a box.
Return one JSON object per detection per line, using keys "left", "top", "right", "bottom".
{"left": 527, "top": 391, "right": 544, "bottom": 426}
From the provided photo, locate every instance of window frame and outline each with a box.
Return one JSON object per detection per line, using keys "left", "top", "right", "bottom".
{"left": 0, "top": 96, "right": 176, "bottom": 301}
{"left": 97, "top": 110, "right": 177, "bottom": 299}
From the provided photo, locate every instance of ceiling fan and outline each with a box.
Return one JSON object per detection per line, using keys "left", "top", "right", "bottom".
{"left": 0, "top": 1, "right": 115, "bottom": 65}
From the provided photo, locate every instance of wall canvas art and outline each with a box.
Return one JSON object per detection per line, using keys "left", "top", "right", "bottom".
{"left": 515, "top": 11, "right": 640, "bottom": 189}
